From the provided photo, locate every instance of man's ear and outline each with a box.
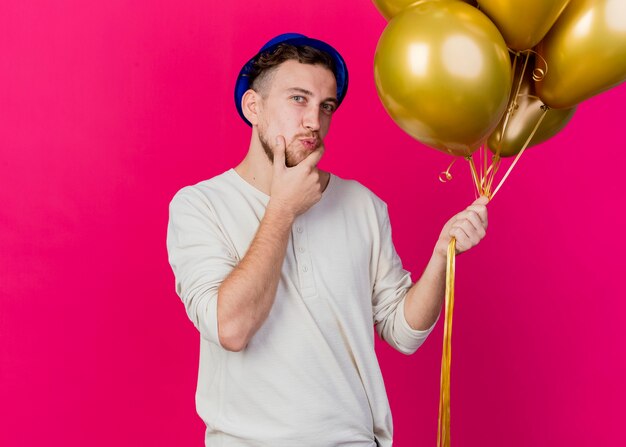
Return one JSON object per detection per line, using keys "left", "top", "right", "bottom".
{"left": 241, "top": 89, "right": 260, "bottom": 126}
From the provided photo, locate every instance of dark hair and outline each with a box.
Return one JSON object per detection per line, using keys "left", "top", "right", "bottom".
{"left": 247, "top": 44, "right": 336, "bottom": 92}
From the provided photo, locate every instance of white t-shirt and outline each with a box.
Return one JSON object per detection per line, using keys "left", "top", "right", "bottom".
{"left": 167, "top": 169, "right": 435, "bottom": 447}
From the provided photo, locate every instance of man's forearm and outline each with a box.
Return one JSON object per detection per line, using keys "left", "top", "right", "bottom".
{"left": 216, "top": 202, "right": 295, "bottom": 351}
{"left": 403, "top": 252, "right": 447, "bottom": 331}
{"left": 404, "top": 196, "right": 489, "bottom": 331}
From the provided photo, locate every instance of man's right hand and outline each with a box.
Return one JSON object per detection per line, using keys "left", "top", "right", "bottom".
{"left": 268, "top": 135, "right": 325, "bottom": 218}
{"left": 216, "top": 135, "right": 325, "bottom": 351}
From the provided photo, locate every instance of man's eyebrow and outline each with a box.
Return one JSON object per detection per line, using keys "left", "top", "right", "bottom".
{"left": 286, "top": 87, "right": 313, "bottom": 96}
{"left": 286, "top": 87, "right": 338, "bottom": 105}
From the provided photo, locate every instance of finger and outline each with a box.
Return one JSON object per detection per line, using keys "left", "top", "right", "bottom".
{"left": 459, "top": 219, "right": 482, "bottom": 245}
{"left": 273, "top": 135, "right": 287, "bottom": 170}
{"left": 466, "top": 204, "right": 488, "bottom": 228}
{"left": 458, "top": 211, "right": 486, "bottom": 239}
{"left": 451, "top": 220, "right": 483, "bottom": 252}
{"left": 474, "top": 196, "right": 489, "bottom": 224}
{"left": 300, "top": 143, "right": 325, "bottom": 169}
{"left": 450, "top": 226, "right": 471, "bottom": 252}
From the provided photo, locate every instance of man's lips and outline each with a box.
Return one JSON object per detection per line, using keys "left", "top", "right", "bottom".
{"left": 299, "top": 138, "right": 319, "bottom": 150}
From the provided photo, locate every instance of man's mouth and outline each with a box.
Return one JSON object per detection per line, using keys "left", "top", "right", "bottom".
{"left": 299, "top": 138, "right": 319, "bottom": 150}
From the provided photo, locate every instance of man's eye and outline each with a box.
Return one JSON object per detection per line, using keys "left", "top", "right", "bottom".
{"left": 322, "top": 104, "right": 336, "bottom": 113}
{"left": 292, "top": 96, "right": 305, "bottom": 103}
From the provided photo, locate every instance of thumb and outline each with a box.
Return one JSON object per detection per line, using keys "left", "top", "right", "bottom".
{"left": 273, "top": 135, "right": 287, "bottom": 170}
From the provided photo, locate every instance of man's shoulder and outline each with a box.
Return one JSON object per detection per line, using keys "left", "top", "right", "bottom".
{"left": 170, "top": 169, "right": 238, "bottom": 204}
{"left": 168, "top": 170, "right": 251, "bottom": 221}
{"left": 330, "top": 174, "right": 387, "bottom": 211}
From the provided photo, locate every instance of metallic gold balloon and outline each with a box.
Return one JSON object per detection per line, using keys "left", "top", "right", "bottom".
{"left": 374, "top": 0, "right": 511, "bottom": 156}
{"left": 372, "top": 0, "right": 477, "bottom": 21}
{"left": 477, "top": 0, "right": 570, "bottom": 50}
{"left": 536, "top": 0, "right": 626, "bottom": 109}
{"left": 488, "top": 55, "right": 576, "bottom": 157}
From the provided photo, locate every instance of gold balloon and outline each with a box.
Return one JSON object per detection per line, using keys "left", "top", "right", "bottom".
{"left": 488, "top": 55, "right": 576, "bottom": 157}
{"left": 372, "top": 0, "right": 477, "bottom": 21}
{"left": 536, "top": 0, "right": 626, "bottom": 109}
{"left": 374, "top": 0, "right": 511, "bottom": 156}
{"left": 477, "top": 0, "right": 570, "bottom": 51}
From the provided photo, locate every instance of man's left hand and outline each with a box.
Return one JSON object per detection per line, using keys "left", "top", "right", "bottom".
{"left": 434, "top": 196, "right": 489, "bottom": 259}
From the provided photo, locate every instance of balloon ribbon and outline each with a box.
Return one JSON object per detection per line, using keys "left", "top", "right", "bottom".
{"left": 437, "top": 237, "right": 456, "bottom": 447}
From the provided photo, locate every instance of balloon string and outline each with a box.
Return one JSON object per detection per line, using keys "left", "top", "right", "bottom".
{"left": 466, "top": 156, "right": 482, "bottom": 197}
{"left": 482, "top": 156, "right": 496, "bottom": 187}
{"left": 491, "top": 105, "right": 550, "bottom": 199}
{"left": 439, "top": 159, "right": 458, "bottom": 183}
{"left": 521, "top": 48, "right": 548, "bottom": 81}
{"left": 486, "top": 49, "right": 550, "bottom": 199}
{"left": 477, "top": 147, "right": 483, "bottom": 193}
{"left": 478, "top": 147, "right": 490, "bottom": 195}
{"left": 482, "top": 146, "right": 488, "bottom": 190}
{"left": 515, "top": 93, "right": 543, "bottom": 101}
{"left": 491, "top": 51, "right": 528, "bottom": 162}
{"left": 485, "top": 155, "right": 501, "bottom": 197}
{"left": 437, "top": 237, "right": 456, "bottom": 447}
{"left": 484, "top": 51, "right": 531, "bottom": 191}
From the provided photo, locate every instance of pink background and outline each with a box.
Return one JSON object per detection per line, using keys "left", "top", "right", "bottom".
{"left": 1, "top": 1, "right": 625, "bottom": 446}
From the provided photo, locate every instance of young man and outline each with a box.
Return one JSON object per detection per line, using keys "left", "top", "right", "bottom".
{"left": 167, "top": 33, "right": 488, "bottom": 447}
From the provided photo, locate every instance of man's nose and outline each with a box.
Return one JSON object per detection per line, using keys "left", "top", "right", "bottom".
{"left": 303, "top": 105, "right": 321, "bottom": 132}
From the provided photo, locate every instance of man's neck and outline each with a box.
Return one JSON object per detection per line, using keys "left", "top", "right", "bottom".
{"left": 233, "top": 136, "right": 273, "bottom": 194}
{"left": 234, "top": 154, "right": 273, "bottom": 196}
{"left": 235, "top": 158, "right": 331, "bottom": 199}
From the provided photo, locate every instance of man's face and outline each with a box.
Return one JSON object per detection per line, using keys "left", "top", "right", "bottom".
{"left": 255, "top": 60, "right": 338, "bottom": 167}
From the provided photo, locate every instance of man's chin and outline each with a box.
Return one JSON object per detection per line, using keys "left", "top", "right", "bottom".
{"left": 285, "top": 146, "right": 318, "bottom": 167}
{"left": 285, "top": 155, "right": 303, "bottom": 168}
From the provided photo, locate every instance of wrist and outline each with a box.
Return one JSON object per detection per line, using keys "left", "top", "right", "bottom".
{"left": 266, "top": 199, "right": 297, "bottom": 223}
{"left": 432, "top": 240, "right": 449, "bottom": 265}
